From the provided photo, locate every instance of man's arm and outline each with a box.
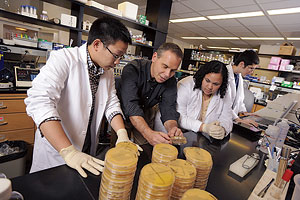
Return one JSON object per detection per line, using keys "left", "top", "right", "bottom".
{"left": 130, "top": 116, "right": 171, "bottom": 145}
{"left": 164, "top": 120, "right": 182, "bottom": 137}
{"left": 40, "top": 121, "right": 72, "bottom": 151}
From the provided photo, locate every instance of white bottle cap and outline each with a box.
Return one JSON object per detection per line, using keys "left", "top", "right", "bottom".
{"left": 0, "top": 179, "right": 12, "bottom": 200}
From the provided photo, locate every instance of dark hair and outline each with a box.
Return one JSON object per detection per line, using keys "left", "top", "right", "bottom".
{"left": 193, "top": 60, "right": 228, "bottom": 98}
{"left": 156, "top": 43, "right": 183, "bottom": 59}
{"left": 233, "top": 50, "right": 259, "bottom": 67}
{"left": 87, "top": 17, "right": 132, "bottom": 46}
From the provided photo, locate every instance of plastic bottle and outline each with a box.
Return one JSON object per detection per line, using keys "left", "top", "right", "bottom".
{"left": 275, "top": 119, "right": 289, "bottom": 149}
{"left": 259, "top": 125, "right": 280, "bottom": 154}
{"left": 40, "top": 10, "right": 49, "bottom": 21}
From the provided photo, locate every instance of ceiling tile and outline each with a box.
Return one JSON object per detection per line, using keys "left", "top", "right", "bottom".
{"left": 270, "top": 14, "right": 300, "bottom": 25}
{"left": 175, "top": 12, "right": 201, "bottom": 18}
{"left": 237, "top": 16, "right": 272, "bottom": 26}
{"left": 213, "top": 0, "right": 256, "bottom": 8}
{"left": 171, "top": 2, "right": 195, "bottom": 14}
{"left": 283, "top": 31, "right": 300, "bottom": 37}
{"left": 213, "top": 19, "right": 242, "bottom": 26}
{"left": 206, "top": 27, "right": 231, "bottom": 36}
{"left": 192, "top": 20, "right": 219, "bottom": 28}
{"left": 247, "top": 25, "right": 278, "bottom": 32}
{"left": 260, "top": 0, "right": 300, "bottom": 9}
{"left": 198, "top": 9, "right": 227, "bottom": 16}
{"left": 278, "top": 24, "right": 300, "bottom": 32}
{"left": 222, "top": 26, "right": 251, "bottom": 33}
{"left": 224, "top": 4, "right": 261, "bottom": 12}
{"left": 254, "top": 32, "right": 283, "bottom": 37}
{"left": 181, "top": 0, "right": 221, "bottom": 11}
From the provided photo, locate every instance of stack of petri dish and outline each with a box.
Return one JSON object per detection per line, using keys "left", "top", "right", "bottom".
{"left": 184, "top": 147, "right": 213, "bottom": 190}
{"left": 181, "top": 188, "right": 217, "bottom": 200}
{"left": 116, "top": 141, "right": 138, "bottom": 155}
{"left": 99, "top": 147, "right": 138, "bottom": 200}
{"left": 136, "top": 163, "right": 175, "bottom": 200}
{"left": 152, "top": 143, "right": 178, "bottom": 165}
{"left": 168, "top": 159, "right": 197, "bottom": 200}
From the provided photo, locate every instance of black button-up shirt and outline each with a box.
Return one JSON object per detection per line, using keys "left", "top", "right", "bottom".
{"left": 119, "top": 59, "right": 179, "bottom": 124}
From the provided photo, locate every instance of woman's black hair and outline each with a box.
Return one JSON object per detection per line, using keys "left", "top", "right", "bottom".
{"left": 193, "top": 60, "right": 228, "bottom": 98}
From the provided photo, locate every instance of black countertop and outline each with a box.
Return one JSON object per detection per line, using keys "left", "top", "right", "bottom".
{"left": 12, "top": 130, "right": 267, "bottom": 200}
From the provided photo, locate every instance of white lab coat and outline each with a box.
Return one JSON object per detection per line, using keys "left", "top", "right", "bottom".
{"left": 226, "top": 64, "right": 247, "bottom": 120}
{"left": 25, "top": 43, "right": 122, "bottom": 173}
{"left": 154, "top": 76, "right": 232, "bottom": 135}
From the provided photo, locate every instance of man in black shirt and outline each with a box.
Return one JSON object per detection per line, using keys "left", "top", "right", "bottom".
{"left": 119, "top": 43, "right": 183, "bottom": 148}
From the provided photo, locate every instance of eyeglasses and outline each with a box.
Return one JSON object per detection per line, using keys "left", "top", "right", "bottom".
{"left": 104, "top": 45, "right": 124, "bottom": 61}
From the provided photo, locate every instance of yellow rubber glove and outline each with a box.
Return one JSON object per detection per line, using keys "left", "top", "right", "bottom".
{"left": 59, "top": 145, "right": 104, "bottom": 178}
{"left": 116, "top": 129, "right": 143, "bottom": 152}
{"left": 202, "top": 121, "right": 225, "bottom": 140}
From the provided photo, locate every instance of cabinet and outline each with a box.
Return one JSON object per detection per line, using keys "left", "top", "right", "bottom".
{"left": 181, "top": 48, "right": 236, "bottom": 71}
{"left": 249, "top": 53, "right": 300, "bottom": 93}
{"left": 0, "top": 0, "right": 172, "bottom": 59}
{"left": 0, "top": 93, "right": 35, "bottom": 144}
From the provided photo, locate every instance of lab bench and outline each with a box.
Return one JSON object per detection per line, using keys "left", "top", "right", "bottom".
{"left": 10, "top": 129, "right": 273, "bottom": 200}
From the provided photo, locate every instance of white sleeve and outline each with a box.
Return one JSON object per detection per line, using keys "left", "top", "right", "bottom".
{"left": 220, "top": 94, "right": 233, "bottom": 135}
{"left": 177, "top": 79, "right": 202, "bottom": 132}
{"left": 25, "top": 50, "right": 69, "bottom": 126}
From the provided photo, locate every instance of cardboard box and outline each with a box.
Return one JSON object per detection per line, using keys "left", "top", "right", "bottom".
{"left": 87, "top": 1, "right": 104, "bottom": 10}
{"left": 118, "top": 2, "right": 138, "bottom": 20}
{"left": 268, "top": 64, "right": 279, "bottom": 70}
{"left": 104, "top": 6, "right": 122, "bottom": 17}
{"left": 258, "top": 44, "right": 280, "bottom": 55}
{"left": 269, "top": 56, "right": 281, "bottom": 65}
{"left": 61, "top": 14, "right": 77, "bottom": 28}
{"left": 278, "top": 43, "right": 297, "bottom": 56}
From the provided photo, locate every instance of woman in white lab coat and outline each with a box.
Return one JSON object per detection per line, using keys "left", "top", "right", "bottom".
{"left": 177, "top": 60, "right": 232, "bottom": 140}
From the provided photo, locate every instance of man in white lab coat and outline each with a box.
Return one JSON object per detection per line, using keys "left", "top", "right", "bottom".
{"left": 227, "top": 50, "right": 260, "bottom": 127}
{"left": 25, "top": 17, "right": 138, "bottom": 178}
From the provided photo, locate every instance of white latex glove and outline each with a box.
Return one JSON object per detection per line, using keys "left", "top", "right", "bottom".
{"left": 202, "top": 121, "right": 226, "bottom": 140}
{"left": 59, "top": 145, "right": 104, "bottom": 178}
{"left": 116, "top": 129, "right": 143, "bottom": 152}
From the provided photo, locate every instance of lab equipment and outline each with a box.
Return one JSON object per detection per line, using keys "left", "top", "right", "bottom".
{"left": 292, "top": 174, "right": 300, "bottom": 200}
{"left": 257, "top": 178, "right": 274, "bottom": 198}
{"left": 229, "top": 153, "right": 260, "bottom": 178}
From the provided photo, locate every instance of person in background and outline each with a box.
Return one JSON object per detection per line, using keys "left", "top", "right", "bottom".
{"left": 155, "top": 60, "right": 232, "bottom": 140}
{"left": 227, "top": 50, "right": 260, "bottom": 127}
{"left": 25, "top": 17, "right": 139, "bottom": 178}
{"left": 118, "top": 43, "right": 183, "bottom": 155}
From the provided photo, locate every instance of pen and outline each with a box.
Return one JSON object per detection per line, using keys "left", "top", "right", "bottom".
{"left": 257, "top": 178, "right": 274, "bottom": 198}
{"left": 266, "top": 143, "right": 273, "bottom": 159}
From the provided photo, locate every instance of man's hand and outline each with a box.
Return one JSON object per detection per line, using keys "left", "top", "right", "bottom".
{"left": 167, "top": 127, "right": 183, "bottom": 137}
{"left": 116, "top": 129, "right": 143, "bottom": 152}
{"left": 236, "top": 118, "right": 258, "bottom": 127}
{"left": 59, "top": 145, "right": 104, "bottom": 178}
{"left": 145, "top": 130, "right": 171, "bottom": 146}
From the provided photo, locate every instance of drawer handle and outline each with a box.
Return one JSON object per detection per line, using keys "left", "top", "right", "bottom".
{"left": 0, "top": 122, "right": 8, "bottom": 126}
{"left": 0, "top": 106, "right": 7, "bottom": 109}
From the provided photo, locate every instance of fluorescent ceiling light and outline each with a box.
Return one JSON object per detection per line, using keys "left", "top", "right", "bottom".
{"left": 207, "top": 46, "right": 230, "bottom": 50}
{"left": 181, "top": 37, "right": 207, "bottom": 39}
{"left": 287, "top": 37, "right": 300, "bottom": 40}
{"left": 169, "top": 17, "right": 207, "bottom": 23}
{"left": 207, "top": 37, "right": 240, "bottom": 40}
{"left": 208, "top": 11, "right": 264, "bottom": 20}
{"left": 230, "top": 48, "right": 241, "bottom": 50}
{"left": 267, "top": 7, "right": 300, "bottom": 15}
{"left": 241, "top": 37, "right": 284, "bottom": 40}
